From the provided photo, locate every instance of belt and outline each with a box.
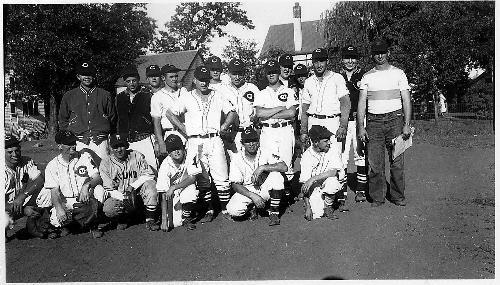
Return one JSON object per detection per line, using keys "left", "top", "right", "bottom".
{"left": 162, "top": 128, "right": 174, "bottom": 132}
{"left": 307, "top": 113, "right": 341, "bottom": 119}
{"left": 189, "top": 133, "right": 219, "bottom": 139}
{"left": 237, "top": 127, "right": 245, "bottom": 132}
{"left": 129, "top": 133, "right": 151, "bottom": 143}
{"left": 261, "top": 121, "right": 293, "bottom": 128}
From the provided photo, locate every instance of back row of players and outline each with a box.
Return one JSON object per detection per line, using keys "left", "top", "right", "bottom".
{"left": 5, "top": 41, "right": 412, "bottom": 239}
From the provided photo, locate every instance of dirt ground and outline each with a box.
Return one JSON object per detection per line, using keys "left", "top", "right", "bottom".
{"left": 4, "top": 131, "right": 495, "bottom": 281}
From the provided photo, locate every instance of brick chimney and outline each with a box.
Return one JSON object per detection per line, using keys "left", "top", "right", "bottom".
{"left": 293, "top": 2, "right": 302, "bottom": 52}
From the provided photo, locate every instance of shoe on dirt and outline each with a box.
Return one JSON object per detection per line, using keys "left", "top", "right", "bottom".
{"left": 355, "top": 191, "right": 367, "bottom": 203}
{"left": 268, "top": 213, "right": 280, "bottom": 226}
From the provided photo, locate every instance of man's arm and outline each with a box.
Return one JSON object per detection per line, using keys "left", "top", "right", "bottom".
{"left": 221, "top": 110, "right": 237, "bottom": 132}
{"left": 336, "top": 95, "right": 351, "bottom": 140}
{"left": 165, "top": 109, "right": 187, "bottom": 136}
{"left": 58, "top": 93, "right": 70, "bottom": 130}
{"left": 11, "top": 173, "right": 44, "bottom": 214}
{"left": 106, "top": 91, "right": 117, "bottom": 134}
{"left": 269, "top": 105, "right": 297, "bottom": 120}
{"left": 232, "top": 182, "right": 266, "bottom": 209}
{"left": 251, "top": 161, "right": 288, "bottom": 185}
{"left": 153, "top": 117, "right": 167, "bottom": 156}
{"left": 301, "top": 169, "right": 338, "bottom": 196}
{"left": 357, "top": 89, "right": 368, "bottom": 143}
{"left": 255, "top": 106, "right": 286, "bottom": 121}
{"left": 401, "top": 89, "right": 412, "bottom": 140}
{"left": 50, "top": 186, "right": 69, "bottom": 223}
{"left": 80, "top": 172, "right": 102, "bottom": 202}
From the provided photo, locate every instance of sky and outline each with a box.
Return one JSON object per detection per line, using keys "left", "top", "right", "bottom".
{"left": 146, "top": 0, "right": 337, "bottom": 57}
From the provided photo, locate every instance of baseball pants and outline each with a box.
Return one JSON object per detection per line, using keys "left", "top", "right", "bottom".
{"left": 342, "top": 120, "right": 366, "bottom": 167}
{"left": 226, "top": 172, "right": 284, "bottom": 217}
{"left": 129, "top": 135, "right": 158, "bottom": 171}
{"left": 158, "top": 184, "right": 198, "bottom": 228}
{"left": 259, "top": 125, "right": 295, "bottom": 179}
{"left": 102, "top": 180, "right": 158, "bottom": 218}
{"left": 76, "top": 140, "right": 109, "bottom": 160}
{"left": 309, "top": 177, "right": 342, "bottom": 219}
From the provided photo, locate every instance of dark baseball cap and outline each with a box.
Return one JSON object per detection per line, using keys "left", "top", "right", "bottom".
{"left": 5, "top": 135, "right": 20, "bottom": 149}
{"left": 206, "top": 56, "right": 223, "bottom": 70}
{"left": 194, "top": 66, "right": 211, "bottom": 81}
{"left": 265, "top": 60, "right": 280, "bottom": 74}
{"left": 342, "top": 45, "right": 359, "bottom": 58}
{"left": 308, "top": 125, "right": 333, "bottom": 141}
{"left": 371, "top": 41, "right": 389, "bottom": 54}
{"left": 161, "top": 64, "right": 181, "bottom": 74}
{"left": 146, "top": 65, "right": 162, "bottom": 77}
{"left": 293, "top": 64, "right": 308, "bottom": 76}
{"left": 55, "top": 130, "right": 78, "bottom": 146}
{"left": 241, "top": 126, "right": 259, "bottom": 143}
{"left": 165, "top": 134, "right": 184, "bottom": 153}
{"left": 279, "top": 54, "right": 293, "bottom": 68}
{"left": 121, "top": 65, "right": 140, "bottom": 80}
{"left": 228, "top": 59, "right": 246, "bottom": 73}
{"left": 312, "top": 48, "right": 328, "bottom": 62}
{"left": 76, "top": 61, "right": 97, "bottom": 76}
{"left": 109, "top": 134, "right": 129, "bottom": 148}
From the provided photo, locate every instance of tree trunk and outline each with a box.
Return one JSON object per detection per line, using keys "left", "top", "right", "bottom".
{"left": 48, "top": 92, "right": 58, "bottom": 138}
{"left": 433, "top": 93, "right": 439, "bottom": 125}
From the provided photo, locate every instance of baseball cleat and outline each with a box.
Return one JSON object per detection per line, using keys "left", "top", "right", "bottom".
{"left": 338, "top": 200, "right": 349, "bottom": 212}
{"left": 182, "top": 218, "right": 196, "bottom": 231}
{"left": 355, "top": 191, "right": 367, "bottom": 202}
{"left": 371, "top": 201, "right": 384, "bottom": 207}
{"left": 116, "top": 223, "right": 128, "bottom": 230}
{"left": 199, "top": 211, "right": 214, "bottom": 224}
{"left": 90, "top": 229, "right": 104, "bottom": 238}
{"left": 146, "top": 220, "right": 160, "bottom": 231}
{"left": 323, "top": 207, "right": 339, "bottom": 220}
{"left": 391, "top": 199, "right": 407, "bottom": 206}
{"left": 268, "top": 213, "right": 280, "bottom": 226}
{"left": 249, "top": 208, "right": 258, "bottom": 220}
{"left": 60, "top": 227, "right": 71, "bottom": 237}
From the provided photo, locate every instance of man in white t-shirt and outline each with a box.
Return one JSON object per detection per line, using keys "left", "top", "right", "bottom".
{"left": 357, "top": 40, "right": 412, "bottom": 207}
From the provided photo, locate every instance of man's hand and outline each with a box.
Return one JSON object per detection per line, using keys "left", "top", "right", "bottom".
{"left": 79, "top": 184, "right": 90, "bottom": 203}
{"left": 251, "top": 166, "right": 264, "bottom": 185}
{"left": 250, "top": 193, "right": 266, "bottom": 209}
{"left": 300, "top": 134, "right": 310, "bottom": 152}
{"left": 11, "top": 194, "right": 26, "bottom": 215}
{"left": 301, "top": 178, "right": 315, "bottom": 197}
{"left": 165, "top": 187, "right": 175, "bottom": 200}
{"left": 358, "top": 126, "right": 369, "bottom": 143}
{"left": 304, "top": 205, "right": 313, "bottom": 221}
{"left": 23, "top": 206, "right": 41, "bottom": 218}
{"left": 336, "top": 125, "right": 347, "bottom": 141}
{"left": 55, "top": 206, "right": 68, "bottom": 224}
{"left": 161, "top": 218, "right": 169, "bottom": 232}
{"left": 402, "top": 124, "right": 412, "bottom": 140}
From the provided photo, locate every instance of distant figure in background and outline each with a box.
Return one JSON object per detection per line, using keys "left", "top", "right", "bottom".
{"left": 439, "top": 92, "right": 448, "bottom": 115}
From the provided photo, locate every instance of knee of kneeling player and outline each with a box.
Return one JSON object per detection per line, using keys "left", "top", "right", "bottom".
{"left": 141, "top": 180, "right": 158, "bottom": 206}
{"left": 322, "top": 177, "right": 342, "bottom": 195}
{"left": 179, "top": 185, "right": 198, "bottom": 204}
{"left": 262, "top": 172, "right": 285, "bottom": 190}
{"left": 92, "top": 185, "right": 106, "bottom": 203}
{"left": 226, "top": 202, "right": 245, "bottom": 217}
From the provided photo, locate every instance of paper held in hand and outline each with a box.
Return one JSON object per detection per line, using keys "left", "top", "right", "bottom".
{"left": 392, "top": 127, "right": 415, "bottom": 160}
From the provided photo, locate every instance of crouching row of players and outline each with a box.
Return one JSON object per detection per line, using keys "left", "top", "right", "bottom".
{"left": 5, "top": 124, "right": 343, "bottom": 239}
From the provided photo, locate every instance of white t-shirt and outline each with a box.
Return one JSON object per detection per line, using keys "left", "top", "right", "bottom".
{"left": 224, "top": 82, "right": 260, "bottom": 128}
{"left": 229, "top": 149, "right": 281, "bottom": 187}
{"left": 4, "top": 156, "right": 41, "bottom": 203}
{"left": 254, "top": 84, "right": 298, "bottom": 125}
{"left": 44, "top": 151, "right": 99, "bottom": 198}
{"left": 302, "top": 70, "right": 349, "bottom": 115}
{"left": 299, "top": 146, "right": 342, "bottom": 183}
{"left": 150, "top": 86, "right": 187, "bottom": 130}
{"left": 359, "top": 66, "right": 410, "bottom": 114}
{"left": 156, "top": 155, "right": 202, "bottom": 192}
{"left": 175, "top": 89, "right": 236, "bottom": 137}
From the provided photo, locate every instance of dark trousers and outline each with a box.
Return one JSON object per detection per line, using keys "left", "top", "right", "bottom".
{"left": 366, "top": 109, "right": 405, "bottom": 203}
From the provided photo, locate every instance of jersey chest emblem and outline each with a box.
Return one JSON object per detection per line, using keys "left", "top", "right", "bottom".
{"left": 75, "top": 166, "right": 89, "bottom": 177}
{"left": 278, "top": 93, "right": 288, "bottom": 102}
{"left": 243, "top": 91, "right": 254, "bottom": 102}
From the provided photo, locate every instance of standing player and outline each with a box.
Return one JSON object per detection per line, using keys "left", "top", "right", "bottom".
{"left": 38, "top": 130, "right": 105, "bottom": 238}
{"left": 226, "top": 127, "right": 288, "bottom": 226}
{"left": 174, "top": 66, "right": 237, "bottom": 220}
{"left": 339, "top": 45, "right": 368, "bottom": 203}
{"left": 299, "top": 47, "right": 351, "bottom": 211}
{"left": 4, "top": 136, "right": 44, "bottom": 233}
{"left": 301, "top": 125, "right": 344, "bottom": 221}
{"left": 292, "top": 63, "right": 309, "bottom": 150}
{"left": 146, "top": 64, "right": 164, "bottom": 94}
{"left": 59, "top": 61, "right": 116, "bottom": 159}
{"left": 115, "top": 65, "right": 157, "bottom": 171}
{"left": 99, "top": 134, "right": 159, "bottom": 230}
{"left": 357, "top": 40, "right": 412, "bottom": 207}
{"left": 206, "top": 55, "right": 231, "bottom": 87}
{"left": 278, "top": 54, "right": 294, "bottom": 88}
{"left": 157, "top": 134, "right": 203, "bottom": 231}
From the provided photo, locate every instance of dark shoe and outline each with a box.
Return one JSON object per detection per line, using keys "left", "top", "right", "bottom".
{"left": 146, "top": 220, "right": 160, "bottom": 231}
{"left": 355, "top": 191, "right": 367, "bottom": 202}
{"left": 47, "top": 231, "right": 59, "bottom": 239}
{"left": 371, "top": 201, "right": 384, "bottom": 207}
{"left": 199, "top": 211, "right": 214, "bottom": 224}
{"left": 392, "top": 199, "right": 407, "bottom": 206}
{"left": 323, "top": 207, "right": 339, "bottom": 220}
{"left": 268, "top": 213, "right": 280, "bottom": 226}
{"left": 60, "top": 227, "right": 71, "bottom": 237}
{"left": 338, "top": 200, "right": 349, "bottom": 212}
{"left": 90, "top": 229, "right": 103, "bottom": 238}
{"left": 249, "top": 208, "right": 258, "bottom": 220}
{"left": 116, "top": 223, "right": 128, "bottom": 230}
{"left": 182, "top": 218, "right": 196, "bottom": 231}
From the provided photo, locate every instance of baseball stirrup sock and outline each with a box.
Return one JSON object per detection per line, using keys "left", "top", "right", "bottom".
{"left": 145, "top": 205, "right": 156, "bottom": 221}
{"left": 356, "top": 166, "right": 367, "bottom": 192}
{"left": 338, "top": 169, "right": 348, "bottom": 201}
{"left": 201, "top": 188, "right": 214, "bottom": 210}
{"left": 269, "top": 190, "right": 283, "bottom": 214}
{"left": 217, "top": 189, "right": 231, "bottom": 203}
{"left": 182, "top": 202, "right": 195, "bottom": 219}
{"left": 324, "top": 194, "right": 335, "bottom": 207}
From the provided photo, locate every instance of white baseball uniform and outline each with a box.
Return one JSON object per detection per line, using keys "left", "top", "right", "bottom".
{"left": 300, "top": 146, "right": 344, "bottom": 219}
{"left": 156, "top": 155, "right": 203, "bottom": 227}
{"left": 226, "top": 148, "right": 284, "bottom": 217}
{"left": 255, "top": 84, "right": 298, "bottom": 179}
{"left": 4, "top": 156, "right": 41, "bottom": 206}
{"left": 150, "top": 86, "right": 188, "bottom": 142}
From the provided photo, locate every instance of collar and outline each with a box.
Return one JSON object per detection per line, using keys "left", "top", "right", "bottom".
{"left": 80, "top": 85, "right": 96, "bottom": 94}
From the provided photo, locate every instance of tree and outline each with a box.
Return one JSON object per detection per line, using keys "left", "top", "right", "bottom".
{"left": 153, "top": 2, "right": 254, "bottom": 53}
{"left": 222, "top": 36, "right": 259, "bottom": 84}
{"left": 4, "top": 4, "right": 156, "bottom": 135}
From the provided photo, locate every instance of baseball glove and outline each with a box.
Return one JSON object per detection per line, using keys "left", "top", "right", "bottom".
{"left": 72, "top": 197, "right": 102, "bottom": 228}
{"left": 26, "top": 207, "right": 53, "bottom": 238}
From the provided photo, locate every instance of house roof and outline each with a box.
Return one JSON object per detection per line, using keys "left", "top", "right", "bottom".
{"left": 260, "top": 20, "right": 326, "bottom": 57}
{"left": 115, "top": 49, "right": 202, "bottom": 86}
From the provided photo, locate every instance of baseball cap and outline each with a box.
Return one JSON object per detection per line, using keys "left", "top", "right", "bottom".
{"left": 240, "top": 126, "right": 259, "bottom": 143}
{"left": 109, "top": 134, "right": 129, "bottom": 149}
{"left": 165, "top": 134, "right": 184, "bottom": 153}
{"left": 55, "top": 130, "right": 78, "bottom": 146}
{"left": 76, "top": 61, "right": 97, "bottom": 76}
{"left": 264, "top": 60, "right": 280, "bottom": 74}
{"left": 194, "top": 66, "right": 211, "bottom": 81}
{"left": 121, "top": 65, "right": 140, "bottom": 80}
{"left": 5, "top": 135, "right": 20, "bottom": 149}
{"left": 278, "top": 54, "right": 293, "bottom": 68}
{"left": 308, "top": 125, "right": 333, "bottom": 141}
{"left": 228, "top": 59, "right": 246, "bottom": 73}
{"left": 146, "top": 65, "right": 162, "bottom": 77}
{"left": 206, "top": 56, "right": 223, "bottom": 70}
{"left": 161, "top": 64, "right": 181, "bottom": 74}
{"left": 371, "top": 40, "right": 389, "bottom": 54}
{"left": 293, "top": 64, "right": 308, "bottom": 76}
{"left": 342, "top": 45, "right": 359, "bottom": 58}
{"left": 312, "top": 48, "right": 328, "bottom": 62}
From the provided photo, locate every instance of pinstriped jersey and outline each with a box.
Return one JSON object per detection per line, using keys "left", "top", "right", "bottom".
{"left": 4, "top": 156, "right": 41, "bottom": 203}
{"left": 299, "top": 146, "right": 342, "bottom": 183}
{"left": 224, "top": 82, "right": 260, "bottom": 128}
{"left": 99, "top": 150, "right": 155, "bottom": 193}
{"left": 254, "top": 84, "right": 298, "bottom": 125}
{"left": 229, "top": 149, "right": 280, "bottom": 187}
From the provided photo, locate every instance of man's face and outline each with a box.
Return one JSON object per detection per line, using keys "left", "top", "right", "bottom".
{"left": 125, "top": 76, "right": 139, "bottom": 93}
{"left": 243, "top": 140, "right": 259, "bottom": 155}
{"left": 266, "top": 72, "right": 280, "bottom": 85}
{"left": 77, "top": 74, "right": 94, "bottom": 88}
{"left": 59, "top": 144, "right": 77, "bottom": 160}
{"left": 315, "top": 138, "right": 331, "bottom": 153}
{"left": 373, "top": 52, "right": 389, "bottom": 65}
{"left": 313, "top": 60, "right": 328, "bottom": 76}
{"left": 297, "top": 76, "right": 307, "bottom": 86}
{"left": 5, "top": 146, "right": 21, "bottom": 167}
{"left": 342, "top": 58, "right": 358, "bottom": 71}
{"left": 163, "top": 72, "right": 179, "bottom": 89}
{"left": 280, "top": 66, "right": 292, "bottom": 80}
{"left": 111, "top": 145, "right": 128, "bottom": 161}
{"left": 229, "top": 71, "right": 245, "bottom": 87}
{"left": 169, "top": 148, "right": 185, "bottom": 162}
{"left": 147, "top": 76, "right": 162, "bottom": 89}
{"left": 195, "top": 78, "right": 210, "bottom": 93}
{"left": 210, "top": 68, "right": 222, "bottom": 81}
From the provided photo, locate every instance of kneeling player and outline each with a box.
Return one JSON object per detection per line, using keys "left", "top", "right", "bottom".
{"left": 226, "top": 127, "right": 288, "bottom": 226}
{"left": 100, "top": 134, "right": 159, "bottom": 231}
{"left": 156, "top": 134, "right": 203, "bottom": 231}
{"left": 300, "top": 125, "right": 344, "bottom": 221}
{"left": 38, "top": 130, "right": 105, "bottom": 238}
